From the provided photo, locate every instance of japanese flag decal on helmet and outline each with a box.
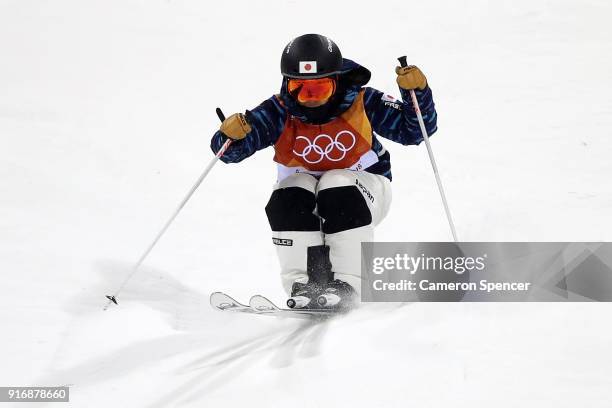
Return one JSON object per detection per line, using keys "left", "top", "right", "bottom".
{"left": 299, "top": 61, "right": 318, "bottom": 74}
{"left": 281, "top": 34, "right": 342, "bottom": 79}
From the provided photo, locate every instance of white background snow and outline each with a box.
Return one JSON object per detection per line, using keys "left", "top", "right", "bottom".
{"left": 1, "top": 0, "right": 611, "bottom": 406}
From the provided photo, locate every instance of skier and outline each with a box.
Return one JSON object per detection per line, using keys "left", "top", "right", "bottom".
{"left": 211, "top": 33, "right": 437, "bottom": 309}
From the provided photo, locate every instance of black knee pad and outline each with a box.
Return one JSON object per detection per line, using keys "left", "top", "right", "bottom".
{"left": 316, "top": 186, "right": 372, "bottom": 234}
{"left": 265, "top": 187, "right": 320, "bottom": 231}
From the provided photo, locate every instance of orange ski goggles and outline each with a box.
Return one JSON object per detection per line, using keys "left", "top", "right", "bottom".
{"left": 287, "top": 77, "right": 336, "bottom": 104}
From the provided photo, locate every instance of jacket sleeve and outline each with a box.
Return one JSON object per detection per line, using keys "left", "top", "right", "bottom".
{"left": 210, "top": 96, "right": 286, "bottom": 163}
{"left": 363, "top": 85, "right": 437, "bottom": 145}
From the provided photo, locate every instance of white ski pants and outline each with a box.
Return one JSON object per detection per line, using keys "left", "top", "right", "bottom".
{"left": 265, "top": 169, "right": 392, "bottom": 296}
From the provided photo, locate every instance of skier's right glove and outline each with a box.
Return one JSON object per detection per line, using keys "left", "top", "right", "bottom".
{"left": 219, "top": 113, "right": 252, "bottom": 140}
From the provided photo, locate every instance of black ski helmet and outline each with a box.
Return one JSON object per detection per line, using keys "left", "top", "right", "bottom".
{"left": 281, "top": 34, "right": 343, "bottom": 79}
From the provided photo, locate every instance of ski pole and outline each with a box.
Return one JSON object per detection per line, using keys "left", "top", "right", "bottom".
{"left": 104, "top": 108, "right": 231, "bottom": 310}
{"left": 398, "top": 56, "right": 458, "bottom": 242}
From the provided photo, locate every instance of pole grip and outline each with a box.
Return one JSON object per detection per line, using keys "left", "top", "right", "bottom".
{"left": 215, "top": 107, "right": 226, "bottom": 122}
{"left": 397, "top": 56, "right": 408, "bottom": 68}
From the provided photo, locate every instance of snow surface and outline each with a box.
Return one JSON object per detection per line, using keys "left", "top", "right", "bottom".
{"left": 1, "top": 0, "right": 612, "bottom": 406}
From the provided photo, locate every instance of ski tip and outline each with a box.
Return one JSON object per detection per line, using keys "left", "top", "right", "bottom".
{"left": 249, "top": 295, "right": 281, "bottom": 312}
{"left": 210, "top": 292, "right": 250, "bottom": 310}
{"left": 209, "top": 292, "right": 228, "bottom": 307}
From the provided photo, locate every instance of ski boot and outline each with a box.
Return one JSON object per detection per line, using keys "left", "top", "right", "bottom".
{"left": 286, "top": 245, "right": 332, "bottom": 309}
{"left": 286, "top": 281, "right": 324, "bottom": 309}
{"left": 317, "top": 279, "right": 356, "bottom": 310}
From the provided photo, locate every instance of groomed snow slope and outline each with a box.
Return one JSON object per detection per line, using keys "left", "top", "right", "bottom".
{"left": 1, "top": 0, "right": 611, "bottom": 406}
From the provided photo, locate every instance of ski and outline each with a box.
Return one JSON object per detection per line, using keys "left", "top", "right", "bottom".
{"left": 210, "top": 292, "right": 254, "bottom": 313}
{"left": 250, "top": 295, "right": 336, "bottom": 319}
{"left": 210, "top": 292, "right": 337, "bottom": 320}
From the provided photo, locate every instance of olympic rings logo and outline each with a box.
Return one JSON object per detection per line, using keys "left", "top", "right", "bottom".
{"left": 292, "top": 131, "right": 356, "bottom": 164}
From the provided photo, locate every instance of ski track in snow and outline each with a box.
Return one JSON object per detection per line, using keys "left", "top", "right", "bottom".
{"left": 1, "top": 0, "right": 612, "bottom": 406}
{"left": 37, "top": 260, "right": 408, "bottom": 406}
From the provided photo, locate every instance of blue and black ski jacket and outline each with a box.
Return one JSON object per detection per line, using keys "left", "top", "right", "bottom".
{"left": 211, "top": 58, "right": 437, "bottom": 181}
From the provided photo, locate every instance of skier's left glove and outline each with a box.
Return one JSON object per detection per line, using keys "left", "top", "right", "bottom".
{"left": 396, "top": 65, "right": 427, "bottom": 90}
{"left": 219, "top": 113, "right": 252, "bottom": 140}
